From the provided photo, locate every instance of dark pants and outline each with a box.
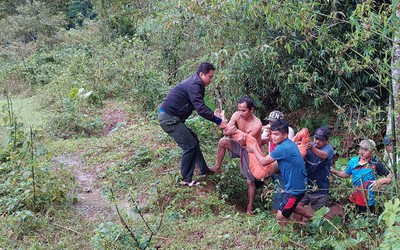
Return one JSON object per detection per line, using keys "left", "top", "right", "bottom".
{"left": 158, "top": 111, "right": 209, "bottom": 182}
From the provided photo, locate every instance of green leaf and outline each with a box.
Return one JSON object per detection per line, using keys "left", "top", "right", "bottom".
{"left": 379, "top": 198, "right": 400, "bottom": 227}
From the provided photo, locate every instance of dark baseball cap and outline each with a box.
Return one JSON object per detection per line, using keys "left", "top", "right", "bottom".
{"left": 313, "top": 127, "right": 330, "bottom": 140}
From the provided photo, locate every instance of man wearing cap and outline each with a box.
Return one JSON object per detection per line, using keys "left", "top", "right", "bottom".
{"left": 294, "top": 127, "right": 334, "bottom": 221}
{"left": 262, "top": 110, "right": 295, "bottom": 151}
{"left": 383, "top": 134, "right": 395, "bottom": 167}
{"left": 331, "top": 139, "right": 392, "bottom": 213}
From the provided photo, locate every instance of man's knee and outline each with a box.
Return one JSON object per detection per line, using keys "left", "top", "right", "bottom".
{"left": 182, "top": 143, "right": 199, "bottom": 152}
{"left": 218, "top": 138, "right": 231, "bottom": 149}
{"left": 246, "top": 179, "right": 255, "bottom": 186}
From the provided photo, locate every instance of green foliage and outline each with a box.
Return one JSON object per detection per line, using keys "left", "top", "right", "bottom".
{"left": 0, "top": 96, "right": 76, "bottom": 214}
{"left": 46, "top": 87, "right": 103, "bottom": 138}
{"left": 185, "top": 115, "right": 221, "bottom": 140}
{"left": 378, "top": 198, "right": 400, "bottom": 249}
{"left": 93, "top": 222, "right": 136, "bottom": 249}
{"left": 67, "top": 0, "right": 96, "bottom": 29}
{"left": 0, "top": 1, "right": 67, "bottom": 49}
{"left": 215, "top": 161, "right": 249, "bottom": 210}
{"left": 0, "top": 0, "right": 399, "bottom": 248}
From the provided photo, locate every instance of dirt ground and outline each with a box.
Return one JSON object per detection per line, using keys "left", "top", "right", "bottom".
{"left": 52, "top": 105, "right": 131, "bottom": 222}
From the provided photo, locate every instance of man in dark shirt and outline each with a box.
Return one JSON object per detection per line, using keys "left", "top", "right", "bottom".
{"left": 294, "top": 127, "right": 334, "bottom": 221}
{"left": 158, "top": 62, "right": 227, "bottom": 187}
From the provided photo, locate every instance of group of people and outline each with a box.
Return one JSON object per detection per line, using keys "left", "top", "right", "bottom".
{"left": 158, "top": 62, "right": 393, "bottom": 225}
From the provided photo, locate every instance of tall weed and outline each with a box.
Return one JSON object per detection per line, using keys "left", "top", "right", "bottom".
{"left": 0, "top": 96, "right": 75, "bottom": 214}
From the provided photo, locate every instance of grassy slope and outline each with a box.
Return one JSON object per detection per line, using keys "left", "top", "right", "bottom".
{"left": 0, "top": 96, "right": 46, "bottom": 129}
{"left": 2, "top": 96, "right": 380, "bottom": 249}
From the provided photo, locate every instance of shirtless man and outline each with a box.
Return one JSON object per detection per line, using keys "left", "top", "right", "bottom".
{"left": 210, "top": 96, "right": 262, "bottom": 214}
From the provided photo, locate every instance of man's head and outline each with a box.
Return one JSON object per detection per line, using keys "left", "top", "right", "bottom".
{"left": 359, "top": 139, "right": 376, "bottom": 161}
{"left": 313, "top": 127, "right": 330, "bottom": 149}
{"left": 237, "top": 96, "right": 255, "bottom": 119}
{"left": 197, "top": 62, "right": 215, "bottom": 86}
{"left": 265, "top": 110, "right": 284, "bottom": 125}
{"left": 270, "top": 119, "right": 289, "bottom": 145}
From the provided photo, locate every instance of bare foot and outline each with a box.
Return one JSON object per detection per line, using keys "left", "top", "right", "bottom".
{"left": 214, "top": 109, "right": 228, "bottom": 123}
{"left": 209, "top": 166, "right": 222, "bottom": 174}
{"left": 247, "top": 205, "right": 255, "bottom": 215}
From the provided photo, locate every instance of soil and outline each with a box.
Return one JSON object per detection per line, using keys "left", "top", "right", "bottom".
{"left": 53, "top": 152, "right": 116, "bottom": 222}
{"left": 52, "top": 104, "right": 131, "bottom": 222}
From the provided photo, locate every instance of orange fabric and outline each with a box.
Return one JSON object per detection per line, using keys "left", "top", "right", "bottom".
{"left": 229, "top": 130, "right": 275, "bottom": 181}
{"left": 291, "top": 128, "right": 310, "bottom": 157}
{"left": 229, "top": 127, "right": 311, "bottom": 180}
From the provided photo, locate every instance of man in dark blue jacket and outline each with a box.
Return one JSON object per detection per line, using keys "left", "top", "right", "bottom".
{"left": 294, "top": 127, "right": 334, "bottom": 221}
{"left": 158, "top": 62, "right": 227, "bottom": 187}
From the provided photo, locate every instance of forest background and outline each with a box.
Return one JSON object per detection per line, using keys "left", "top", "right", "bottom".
{"left": 0, "top": 0, "right": 400, "bottom": 249}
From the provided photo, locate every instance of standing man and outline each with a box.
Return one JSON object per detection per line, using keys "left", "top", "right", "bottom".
{"left": 158, "top": 62, "right": 227, "bottom": 187}
{"left": 209, "top": 96, "right": 263, "bottom": 214}
{"left": 331, "top": 139, "right": 392, "bottom": 213}
{"left": 294, "top": 127, "right": 334, "bottom": 221}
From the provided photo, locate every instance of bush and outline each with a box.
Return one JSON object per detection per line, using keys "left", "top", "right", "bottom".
{"left": 0, "top": 96, "right": 76, "bottom": 214}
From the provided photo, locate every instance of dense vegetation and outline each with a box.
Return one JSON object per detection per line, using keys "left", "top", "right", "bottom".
{"left": 0, "top": 0, "right": 399, "bottom": 249}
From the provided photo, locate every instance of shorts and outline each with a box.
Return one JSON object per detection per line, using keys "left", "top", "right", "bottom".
{"left": 300, "top": 192, "right": 330, "bottom": 211}
{"left": 229, "top": 139, "right": 254, "bottom": 181}
{"left": 279, "top": 192, "right": 305, "bottom": 218}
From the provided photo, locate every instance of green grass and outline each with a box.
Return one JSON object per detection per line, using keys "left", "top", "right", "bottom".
{"left": 0, "top": 95, "right": 46, "bottom": 129}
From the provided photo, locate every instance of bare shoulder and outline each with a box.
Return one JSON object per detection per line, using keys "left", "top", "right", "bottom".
{"left": 251, "top": 115, "right": 262, "bottom": 129}
{"left": 229, "top": 111, "right": 241, "bottom": 122}
{"left": 254, "top": 115, "right": 262, "bottom": 126}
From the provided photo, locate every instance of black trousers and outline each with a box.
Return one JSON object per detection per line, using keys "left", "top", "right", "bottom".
{"left": 158, "top": 111, "right": 209, "bottom": 182}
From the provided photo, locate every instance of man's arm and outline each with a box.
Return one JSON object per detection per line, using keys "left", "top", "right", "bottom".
{"left": 305, "top": 143, "right": 330, "bottom": 175}
{"left": 306, "top": 142, "right": 328, "bottom": 160}
{"left": 222, "top": 111, "right": 239, "bottom": 136}
{"left": 371, "top": 163, "right": 392, "bottom": 189}
{"left": 247, "top": 143, "right": 276, "bottom": 166}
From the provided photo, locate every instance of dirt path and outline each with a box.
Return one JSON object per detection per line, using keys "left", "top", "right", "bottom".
{"left": 53, "top": 153, "right": 116, "bottom": 222}
{"left": 52, "top": 106, "right": 133, "bottom": 222}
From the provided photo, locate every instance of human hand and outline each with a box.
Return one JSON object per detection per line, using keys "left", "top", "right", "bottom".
{"left": 214, "top": 108, "right": 221, "bottom": 117}
{"left": 224, "top": 125, "right": 237, "bottom": 136}
{"left": 218, "top": 120, "right": 228, "bottom": 129}
{"left": 306, "top": 142, "right": 312, "bottom": 150}
{"left": 237, "top": 133, "right": 246, "bottom": 146}
{"left": 371, "top": 180, "right": 381, "bottom": 191}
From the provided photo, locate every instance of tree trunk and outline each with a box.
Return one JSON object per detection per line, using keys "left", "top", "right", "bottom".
{"left": 388, "top": 6, "right": 400, "bottom": 181}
